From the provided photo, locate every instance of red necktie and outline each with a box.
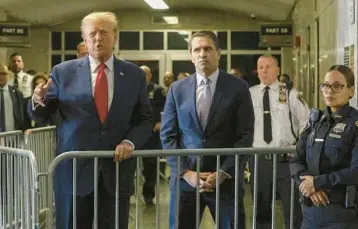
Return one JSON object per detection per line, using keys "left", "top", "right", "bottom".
{"left": 94, "top": 63, "right": 108, "bottom": 123}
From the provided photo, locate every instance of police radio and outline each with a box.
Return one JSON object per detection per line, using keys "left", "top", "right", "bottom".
{"left": 285, "top": 80, "right": 298, "bottom": 142}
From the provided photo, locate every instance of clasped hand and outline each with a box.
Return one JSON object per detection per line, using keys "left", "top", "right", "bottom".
{"left": 299, "top": 175, "right": 330, "bottom": 206}
{"left": 183, "top": 171, "right": 227, "bottom": 193}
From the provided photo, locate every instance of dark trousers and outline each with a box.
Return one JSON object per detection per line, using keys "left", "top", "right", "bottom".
{"left": 55, "top": 175, "right": 130, "bottom": 229}
{"left": 302, "top": 204, "right": 358, "bottom": 229}
{"left": 169, "top": 179, "right": 246, "bottom": 229}
{"left": 250, "top": 155, "right": 302, "bottom": 229}
{"left": 142, "top": 132, "right": 162, "bottom": 199}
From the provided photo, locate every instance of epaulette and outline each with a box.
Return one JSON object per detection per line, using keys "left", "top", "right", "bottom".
{"left": 297, "top": 92, "right": 306, "bottom": 105}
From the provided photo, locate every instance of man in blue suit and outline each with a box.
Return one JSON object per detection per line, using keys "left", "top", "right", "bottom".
{"left": 29, "top": 12, "right": 152, "bottom": 229}
{"left": 160, "top": 31, "right": 255, "bottom": 229}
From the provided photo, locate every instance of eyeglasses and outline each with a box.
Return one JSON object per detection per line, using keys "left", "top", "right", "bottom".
{"left": 319, "top": 83, "right": 346, "bottom": 93}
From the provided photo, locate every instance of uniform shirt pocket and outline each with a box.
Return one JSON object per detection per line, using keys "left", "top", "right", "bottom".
{"left": 324, "top": 136, "right": 343, "bottom": 165}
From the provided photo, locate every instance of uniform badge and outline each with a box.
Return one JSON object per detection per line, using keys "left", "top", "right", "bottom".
{"left": 333, "top": 123, "right": 346, "bottom": 133}
{"left": 278, "top": 83, "right": 287, "bottom": 103}
{"left": 148, "top": 91, "right": 154, "bottom": 99}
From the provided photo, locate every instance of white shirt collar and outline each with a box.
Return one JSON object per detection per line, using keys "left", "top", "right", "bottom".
{"left": 88, "top": 55, "right": 114, "bottom": 73}
{"left": 259, "top": 80, "right": 280, "bottom": 92}
{"left": 0, "top": 84, "right": 9, "bottom": 91}
{"left": 196, "top": 68, "right": 219, "bottom": 86}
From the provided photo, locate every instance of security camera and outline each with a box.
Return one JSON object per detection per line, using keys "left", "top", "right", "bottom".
{"left": 250, "top": 13, "right": 257, "bottom": 20}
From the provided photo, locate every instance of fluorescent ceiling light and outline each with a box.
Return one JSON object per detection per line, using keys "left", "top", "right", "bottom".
{"left": 144, "top": 0, "right": 169, "bottom": 9}
{"left": 163, "top": 16, "right": 178, "bottom": 24}
{"left": 178, "top": 31, "right": 189, "bottom": 36}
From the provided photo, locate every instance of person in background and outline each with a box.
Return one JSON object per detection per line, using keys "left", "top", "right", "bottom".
{"left": 31, "top": 73, "right": 48, "bottom": 92}
{"left": 24, "top": 73, "right": 51, "bottom": 129}
{"left": 26, "top": 69, "right": 37, "bottom": 76}
{"left": 279, "top": 73, "right": 291, "bottom": 84}
{"left": 250, "top": 55, "right": 307, "bottom": 229}
{"left": 230, "top": 68, "right": 242, "bottom": 78}
{"left": 8, "top": 53, "right": 34, "bottom": 98}
{"left": 163, "top": 71, "right": 174, "bottom": 95}
{"left": 177, "top": 72, "right": 190, "bottom": 80}
{"left": 76, "top": 41, "right": 88, "bottom": 59}
{"left": 290, "top": 65, "right": 358, "bottom": 228}
{"left": 140, "top": 65, "right": 166, "bottom": 205}
{"left": 0, "top": 63, "right": 25, "bottom": 133}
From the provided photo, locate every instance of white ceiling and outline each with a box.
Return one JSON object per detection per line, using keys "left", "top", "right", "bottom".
{"left": 1, "top": 0, "right": 297, "bottom": 25}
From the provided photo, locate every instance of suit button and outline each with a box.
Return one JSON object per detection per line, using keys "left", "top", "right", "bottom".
{"left": 203, "top": 139, "right": 206, "bottom": 143}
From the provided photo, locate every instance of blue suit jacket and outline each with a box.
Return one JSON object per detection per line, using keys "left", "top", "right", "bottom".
{"left": 28, "top": 56, "right": 152, "bottom": 197}
{"left": 160, "top": 71, "right": 255, "bottom": 190}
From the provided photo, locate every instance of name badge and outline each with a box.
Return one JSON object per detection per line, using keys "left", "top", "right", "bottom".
{"left": 329, "top": 133, "right": 342, "bottom": 139}
{"left": 278, "top": 84, "right": 287, "bottom": 104}
{"left": 314, "top": 138, "right": 324, "bottom": 142}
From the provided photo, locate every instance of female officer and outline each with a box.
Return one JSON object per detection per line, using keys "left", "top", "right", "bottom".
{"left": 290, "top": 65, "right": 358, "bottom": 228}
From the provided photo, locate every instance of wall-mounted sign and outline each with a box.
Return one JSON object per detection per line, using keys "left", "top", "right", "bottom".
{"left": 260, "top": 22, "right": 293, "bottom": 47}
{"left": 0, "top": 23, "right": 30, "bottom": 47}
{"left": 349, "top": 0, "right": 355, "bottom": 25}
{"left": 344, "top": 44, "right": 355, "bottom": 72}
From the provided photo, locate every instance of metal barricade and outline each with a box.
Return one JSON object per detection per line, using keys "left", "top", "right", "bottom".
{"left": 46, "top": 147, "right": 298, "bottom": 229}
{"left": 0, "top": 146, "right": 39, "bottom": 229}
{"left": 24, "top": 126, "right": 56, "bottom": 212}
{"left": 0, "top": 131, "right": 24, "bottom": 148}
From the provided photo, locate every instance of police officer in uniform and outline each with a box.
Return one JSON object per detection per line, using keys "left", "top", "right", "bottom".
{"left": 140, "top": 65, "right": 166, "bottom": 205}
{"left": 290, "top": 65, "right": 358, "bottom": 228}
{"left": 8, "top": 53, "right": 33, "bottom": 98}
{"left": 250, "top": 55, "right": 308, "bottom": 229}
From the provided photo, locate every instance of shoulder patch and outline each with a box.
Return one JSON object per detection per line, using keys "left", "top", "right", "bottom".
{"left": 355, "top": 121, "right": 358, "bottom": 127}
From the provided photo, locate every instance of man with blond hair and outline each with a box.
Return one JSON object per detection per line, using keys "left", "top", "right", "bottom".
{"left": 29, "top": 12, "right": 152, "bottom": 229}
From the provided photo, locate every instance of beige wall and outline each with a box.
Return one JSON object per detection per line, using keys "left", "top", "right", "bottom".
{"left": 0, "top": 11, "right": 7, "bottom": 64}
{"left": 54, "top": 9, "right": 261, "bottom": 31}
{"left": 6, "top": 9, "right": 262, "bottom": 73}
{"left": 7, "top": 28, "right": 50, "bottom": 73}
{"left": 292, "top": 0, "right": 358, "bottom": 108}
{"left": 292, "top": 0, "right": 337, "bottom": 108}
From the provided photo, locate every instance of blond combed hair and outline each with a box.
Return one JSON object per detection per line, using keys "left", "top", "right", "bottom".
{"left": 0, "top": 64, "right": 9, "bottom": 74}
{"left": 81, "top": 12, "right": 118, "bottom": 35}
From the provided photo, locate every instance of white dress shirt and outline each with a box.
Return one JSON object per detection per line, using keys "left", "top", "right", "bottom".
{"left": 0, "top": 84, "right": 15, "bottom": 131}
{"left": 249, "top": 81, "right": 310, "bottom": 148}
{"left": 8, "top": 70, "right": 33, "bottom": 98}
{"left": 88, "top": 55, "right": 114, "bottom": 110}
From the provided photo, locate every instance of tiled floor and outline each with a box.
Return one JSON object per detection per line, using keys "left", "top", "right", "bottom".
{"left": 128, "top": 179, "right": 286, "bottom": 229}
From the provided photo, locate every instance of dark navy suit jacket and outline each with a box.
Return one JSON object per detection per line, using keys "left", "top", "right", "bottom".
{"left": 160, "top": 71, "right": 254, "bottom": 191}
{"left": 28, "top": 56, "right": 152, "bottom": 197}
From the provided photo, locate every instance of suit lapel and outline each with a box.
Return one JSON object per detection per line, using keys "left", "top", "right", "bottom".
{"left": 8, "top": 86, "right": 17, "bottom": 109}
{"left": 103, "top": 58, "right": 126, "bottom": 126}
{"left": 76, "top": 57, "right": 98, "bottom": 119}
{"left": 186, "top": 74, "right": 202, "bottom": 132}
{"left": 206, "top": 72, "right": 224, "bottom": 128}
{"left": 8, "top": 86, "right": 18, "bottom": 127}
